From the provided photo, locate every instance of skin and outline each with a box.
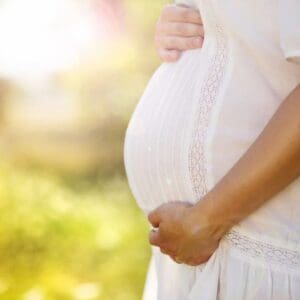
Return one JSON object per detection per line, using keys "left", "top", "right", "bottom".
{"left": 155, "top": 4, "right": 204, "bottom": 62}
{"left": 148, "top": 84, "right": 300, "bottom": 266}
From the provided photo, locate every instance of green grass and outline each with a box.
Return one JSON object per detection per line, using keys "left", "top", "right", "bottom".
{"left": 0, "top": 163, "right": 151, "bottom": 300}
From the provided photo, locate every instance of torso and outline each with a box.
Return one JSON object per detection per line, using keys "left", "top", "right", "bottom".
{"left": 124, "top": 1, "right": 300, "bottom": 297}
{"left": 124, "top": 0, "right": 300, "bottom": 240}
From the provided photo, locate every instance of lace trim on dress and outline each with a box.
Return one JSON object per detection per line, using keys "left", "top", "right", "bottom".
{"left": 187, "top": 24, "right": 300, "bottom": 270}
{"left": 188, "top": 24, "right": 228, "bottom": 198}
{"left": 224, "top": 230, "right": 300, "bottom": 269}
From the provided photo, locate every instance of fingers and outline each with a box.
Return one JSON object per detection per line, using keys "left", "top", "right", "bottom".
{"left": 149, "top": 228, "right": 162, "bottom": 246}
{"left": 150, "top": 232, "right": 177, "bottom": 257}
{"left": 148, "top": 208, "right": 163, "bottom": 228}
{"left": 161, "top": 4, "right": 202, "bottom": 24}
{"left": 155, "top": 35, "right": 203, "bottom": 51}
{"left": 155, "top": 4, "right": 203, "bottom": 62}
{"left": 160, "top": 247, "right": 168, "bottom": 255}
{"left": 157, "top": 21, "right": 204, "bottom": 38}
{"left": 157, "top": 49, "right": 181, "bottom": 62}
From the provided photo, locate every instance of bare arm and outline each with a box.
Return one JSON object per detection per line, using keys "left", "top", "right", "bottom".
{"left": 149, "top": 84, "right": 300, "bottom": 265}
{"left": 191, "top": 84, "right": 300, "bottom": 236}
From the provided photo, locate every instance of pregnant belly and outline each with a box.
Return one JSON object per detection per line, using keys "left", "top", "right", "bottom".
{"left": 123, "top": 49, "right": 216, "bottom": 214}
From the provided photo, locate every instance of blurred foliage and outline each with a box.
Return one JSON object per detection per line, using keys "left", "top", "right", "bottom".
{"left": 0, "top": 163, "right": 150, "bottom": 299}
{"left": 0, "top": 0, "right": 171, "bottom": 299}
{"left": 1, "top": 0, "right": 169, "bottom": 175}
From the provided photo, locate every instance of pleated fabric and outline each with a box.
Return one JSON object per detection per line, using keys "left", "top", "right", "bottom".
{"left": 124, "top": 0, "right": 300, "bottom": 299}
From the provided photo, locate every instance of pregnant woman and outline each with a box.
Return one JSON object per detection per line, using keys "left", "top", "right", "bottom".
{"left": 124, "top": 0, "right": 300, "bottom": 299}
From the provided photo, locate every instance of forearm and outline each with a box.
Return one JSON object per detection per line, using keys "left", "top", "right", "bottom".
{"left": 193, "top": 84, "right": 300, "bottom": 235}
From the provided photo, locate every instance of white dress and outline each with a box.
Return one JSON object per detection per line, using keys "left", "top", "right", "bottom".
{"left": 123, "top": 0, "right": 300, "bottom": 299}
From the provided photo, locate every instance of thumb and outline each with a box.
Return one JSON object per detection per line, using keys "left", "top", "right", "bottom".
{"left": 149, "top": 228, "right": 162, "bottom": 247}
{"left": 148, "top": 208, "right": 162, "bottom": 228}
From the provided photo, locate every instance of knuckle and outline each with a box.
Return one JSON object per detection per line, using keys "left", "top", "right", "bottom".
{"left": 180, "top": 9, "right": 191, "bottom": 21}
{"left": 175, "top": 23, "right": 187, "bottom": 35}
{"left": 198, "top": 25, "right": 204, "bottom": 36}
{"left": 188, "top": 38, "right": 196, "bottom": 48}
{"left": 147, "top": 211, "right": 156, "bottom": 224}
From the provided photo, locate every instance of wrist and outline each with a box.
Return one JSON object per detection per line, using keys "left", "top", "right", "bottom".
{"left": 188, "top": 196, "right": 235, "bottom": 240}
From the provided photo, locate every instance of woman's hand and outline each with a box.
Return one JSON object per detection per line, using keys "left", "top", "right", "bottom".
{"left": 148, "top": 201, "right": 223, "bottom": 266}
{"left": 155, "top": 4, "right": 204, "bottom": 62}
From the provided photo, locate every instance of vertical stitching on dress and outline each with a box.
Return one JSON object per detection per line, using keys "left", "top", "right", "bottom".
{"left": 188, "top": 23, "right": 228, "bottom": 198}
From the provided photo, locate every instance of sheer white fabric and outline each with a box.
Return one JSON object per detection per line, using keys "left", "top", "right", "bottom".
{"left": 124, "top": 0, "right": 300, "bottom": 299}
{"left": 278, "top": 0, "right": 300, "bottom": 63}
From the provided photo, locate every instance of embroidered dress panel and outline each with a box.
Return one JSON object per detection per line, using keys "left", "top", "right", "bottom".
{"left": 188, "top": 23, "right": 228, "bottom": 198}
{"left": 124, "top": 0, "right": 300, "bottom": 299}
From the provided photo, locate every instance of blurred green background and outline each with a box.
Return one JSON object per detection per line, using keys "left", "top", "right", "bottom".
{"left": 0, "top": 0, "right": 169, "bottom": 299}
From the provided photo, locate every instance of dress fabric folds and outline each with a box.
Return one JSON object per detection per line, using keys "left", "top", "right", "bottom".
{"left": 123, "top": 0, "right": 300, "bottom": 299}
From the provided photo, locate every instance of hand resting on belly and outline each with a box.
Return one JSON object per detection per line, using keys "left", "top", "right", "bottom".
{"left": 155, "top": 3, "right": 204, "bottom": 62}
